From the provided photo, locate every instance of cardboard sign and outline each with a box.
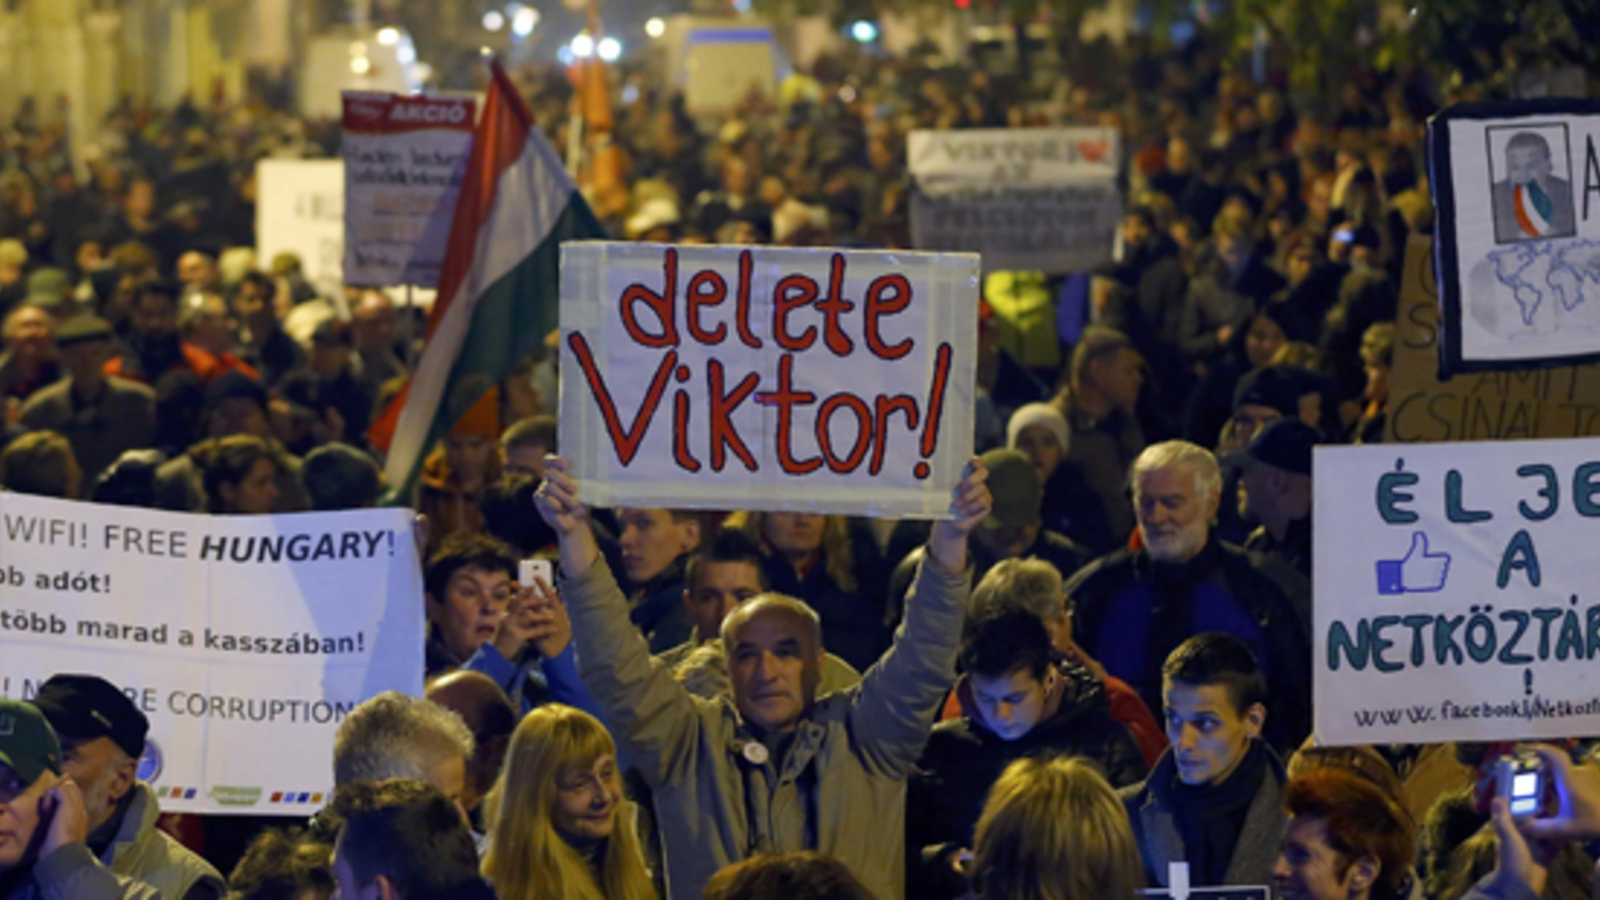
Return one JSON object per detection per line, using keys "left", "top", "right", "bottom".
{"left": 907, "top": 128, "right": 1122, "bottom": 274}
{"left": 256, "top": 159, "right": 346, "bottom": 300}
{"left": 1387, "top": 235, "right": 1600, "bottom": 442}
{"left": 341, "top": 92, "right": 476, "bottom": 288}
{"left": 559, "top": 242, "right": 979, "bottom": 516}
{"left": 0, "top": 496, "right": 423, "bottom": 814}
{"left": 1314, "top": 439, "right": 1600, "bottom": 745}
{"left": 1429, "top": 99, "right": 1600, "bottom": 374}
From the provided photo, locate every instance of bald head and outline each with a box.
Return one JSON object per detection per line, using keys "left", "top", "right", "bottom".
{"left": 721, "top": 594, "right": 826, "bottom": 735}
{"left": 425, "top": 670, "right": 515, "bottom": 811}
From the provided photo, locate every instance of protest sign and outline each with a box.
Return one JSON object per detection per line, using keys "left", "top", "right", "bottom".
{"left": 1387, "top": 235, "right": 1600, "bottom": 442}
{"left": 1428, "top": 99, "right": 1600, "bottom": 375}
{"left": 342, "top": 92, "right": 476, "bottom": 288}
{"left": 1314, "top": 438, "right": 1600, "bottom": 745}
{"left": 907, "top": 127, "right": 1122, "bottom": 274}
{"left": 559, "top": 242, "right": 979, "bottom": 516}
{"left": 0, "top": 495, "right": 423, "bottom": 815}
{"left": 257, "top": 159, "right": 346, "bottom": 299}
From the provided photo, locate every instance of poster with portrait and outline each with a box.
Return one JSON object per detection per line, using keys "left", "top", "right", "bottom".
{"left": 1429, "top": 99, "right": 1600, "bottom": 376}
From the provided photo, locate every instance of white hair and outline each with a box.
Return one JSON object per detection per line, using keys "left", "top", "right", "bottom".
{"left": 333, "top": 692, "right": 474, "bottom": 786}
{"left": 1131, "top": 440, "right": 1222, "bottom": 504}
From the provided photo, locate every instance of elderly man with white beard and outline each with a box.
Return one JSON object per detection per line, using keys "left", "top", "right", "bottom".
{"left": 1064, "top": 440, "right": 1311, "bottom": 754}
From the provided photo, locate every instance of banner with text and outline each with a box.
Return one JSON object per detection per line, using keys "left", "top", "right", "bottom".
{"left": 1388, "top": 236, "right": 1600, "bottom": 442}
{"left": 1428, "top": 99, "right": 1600, "bottom": 375}
{"left": 0, "top": 495, "right": 423, "bottom": 814}
{"left": 907, "top": 128, "right": 1121, "bottom": 273}
{"left": 1314, "top": 439, "right": 1600, "bottom": 744}
{"left": 559, "top": 242, "right": 979, "bottom": 516}
{"left": 342, "top": 92, "right": 475, "bottom": 288}
{"left": 257, "top": 159, "right": 345, "bottom": 301}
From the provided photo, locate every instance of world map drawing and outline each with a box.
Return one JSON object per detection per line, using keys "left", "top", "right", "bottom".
{"left": 1478, "top": 239, "right": 1600, "bottom": 334}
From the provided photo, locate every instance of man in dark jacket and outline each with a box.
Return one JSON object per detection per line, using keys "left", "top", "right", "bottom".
{"left": 1069, "top": 439, "right": 1310, "bottom": 752}
{"left": 909, "top": 607, "right": 1147, "bottom": 898}
{"left": 888, "top": 448, "right": 1090, "bottom": 627}
{"left": 1120, "top": 633, "right": 1287, "bottom": 890}
{"left": 328, "top": 779, "right": 496, "bottom": 899}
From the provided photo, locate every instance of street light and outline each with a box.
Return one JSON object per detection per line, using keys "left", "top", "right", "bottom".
{"left": 597, "top": 36, "right": 622, "bottom": 61}
{"left": 376, "top": 27, "right": 400, "bottom": 45}
{"left": 850, "top": 20, "right": 878, "bottom": 42}
{"left": 512, "top": 6, "right": 539, "bottom": 37}
{"left": 645, "top": 17, "right": 666, "bottom": 38}
{"left": 483, "top": 10, "right": 505, "bottom": 31}
{"left": 571, "top": 33, "right": 595, "bottom": 57}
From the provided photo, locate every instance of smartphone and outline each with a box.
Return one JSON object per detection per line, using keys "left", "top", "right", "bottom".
{"left": 1334, "top": 226, "right": 1355, "bottom": 244}
{"left": 1496, "top": 753, "right": 1544, "bottom": 819}
{"left": 519, "top": 558, "right": 553, "bottom": 587}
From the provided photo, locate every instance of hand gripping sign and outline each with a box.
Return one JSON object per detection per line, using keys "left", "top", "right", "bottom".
{"left": 559, "top": 243, "right": 979, "bottom": 517}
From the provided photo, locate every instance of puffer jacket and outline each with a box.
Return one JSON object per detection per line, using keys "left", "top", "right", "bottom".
{"left": 97, "top": 783, "right": 225, "bottom": 899}
{"left": 907, "top": 659, "right": 1149, "bottom": 898}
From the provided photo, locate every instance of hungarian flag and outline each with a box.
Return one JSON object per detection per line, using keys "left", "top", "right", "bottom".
{"left": 369, "top": 61, "right": 605, "bottom": 495}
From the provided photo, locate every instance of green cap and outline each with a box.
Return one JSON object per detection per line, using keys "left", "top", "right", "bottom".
{"left": 0, "top": 698, "right": 62, "bottom": 785}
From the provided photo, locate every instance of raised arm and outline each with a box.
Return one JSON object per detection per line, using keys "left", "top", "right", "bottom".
{"left": 849, "top": 459, "right": 990, "bottom": 777}
{"left": 534, "top": 457, "right": 703, "bottom": 783}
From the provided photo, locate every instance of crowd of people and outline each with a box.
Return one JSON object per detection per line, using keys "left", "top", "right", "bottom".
{"left": 0, "top": 25, "right": 1585, "bottom": 900}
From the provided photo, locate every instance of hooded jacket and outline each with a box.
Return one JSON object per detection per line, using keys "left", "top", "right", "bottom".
{"left": 908, "top": 659, "right": 1149, "bottom": 898}
{"left": 564, "top": 553, "right": 969, "bottom": 900}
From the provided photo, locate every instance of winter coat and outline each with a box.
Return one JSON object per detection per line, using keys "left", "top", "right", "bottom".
{"left": 908, "top": 660, "right": 1149, "bottom": 898}
{"left": 564, "top": 554, "right": 969, "bottom": 900}
{"left": 0, "top": 844, "right": 160, "bottom": 900}
{"left": 97, "top": 784, "right": 224, "bottom": 900}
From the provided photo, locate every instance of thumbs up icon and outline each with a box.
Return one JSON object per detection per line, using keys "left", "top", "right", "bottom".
{"left": 1376, "top": 532, "right": 1451, "bottom": 595}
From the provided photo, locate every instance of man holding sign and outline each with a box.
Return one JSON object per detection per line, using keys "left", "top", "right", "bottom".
{"left": 534, "top": 455, "right": 990, "bottom": 900}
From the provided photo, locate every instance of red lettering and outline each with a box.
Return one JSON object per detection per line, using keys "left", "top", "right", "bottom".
{"left": 816, "top": 393, "right": 872, "bottom": 473}
{"left": 817, "top": 254, "right": 855, "bottom": 357}
{"left": 915, "top": 342, "right": 954, "bottom": 480}
{"left": 733, "top": 251, "right": 762, "bottom": 349}
{"left": 686, "top": 270, "right": 728, "bottom": 345}
{"left": 619, "top": 249, "right": 679, "bottom": 349}
{"left": 567, "top": 334, "right": 674, "bottom": 466}
{"left": 871, "top": 395, "right": 920, "bottom": 475}
{"left": 754, "top": 354, "right": 821, "bottom": 475}
{"left": 772, "top": 274, "right": 819, "bottom": 352}
{"left": 865, "top": 274, "right": 914, "bottom": 360}
{"left": 673, "top": 387, "right": 701, "bottom": 472}
{"left": 708, "top": 360, "right": 759, "bottom": 472}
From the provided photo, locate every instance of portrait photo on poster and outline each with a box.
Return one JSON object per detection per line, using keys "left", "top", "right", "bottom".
{"left": 1429, "top": 98, "right": 1600, "bottom": 376}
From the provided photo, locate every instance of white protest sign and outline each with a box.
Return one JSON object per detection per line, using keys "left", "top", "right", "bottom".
{"left": 257, "top": 159, "right": 346, "bottom": 300}
{"left": 0, "top": 495, "right": 423, "bottom": 815}
{"left": 342, "top": 92, "right": 475, "bottom": 288}
{"left": 559, "top": 242, "right": 978, "bottom": 516}
{"left": 1429, "top": 99, "right": 1600, "bottom": 375}
{"left": 1315, "top": 438, "right": 1600, "bottom": 745}
{"left": 907, "top": 128, "right": 1122, "bottom": 273}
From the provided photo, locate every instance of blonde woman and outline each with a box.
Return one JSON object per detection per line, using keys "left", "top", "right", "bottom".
{"left": 971, "top": 756, "right": 1144, "bottom": 900}
{"left": 482, "top": 705, "right": 657, "bottom": 900}
{"left": 723, "top": 510, "right": 888, "bottom": 671}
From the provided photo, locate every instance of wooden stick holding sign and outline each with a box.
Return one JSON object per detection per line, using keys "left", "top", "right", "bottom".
{"left": 558, "top": 242, "right": 979, "bottom": 517}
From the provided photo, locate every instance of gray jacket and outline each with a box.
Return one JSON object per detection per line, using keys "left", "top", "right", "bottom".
{"left": 99, "top": 784, "right": 225, "bottom": 900}
{"left": 1, "top": 843, "right": 160, "bottom": 900}
{"left": 1119, "top": 744, "right": 1286, "bottom": 888}
{"left": 565, "top": 555, "right": 969, "bottom": 900}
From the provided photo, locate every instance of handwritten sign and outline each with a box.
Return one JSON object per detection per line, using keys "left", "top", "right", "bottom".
{"left": 559, "top": 242, "right": 978, "bottom": 516}
{"left": 341, "top": 92, "right": 475, "bottom": 288}
{"left": 908, "top": 128, "right": 1121, "bottom": 273}
{"left": 0, "top": 495, "right": 422, "bottom": 814}
{"left": 1315, "top": 439, "right": 1600, "bottom": 744}
{"left": 1387, "top": 235, "right": 1600, "bottom": 442}
{"left": 1429, "top": 99, "right": 1600, "bottom": 374}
